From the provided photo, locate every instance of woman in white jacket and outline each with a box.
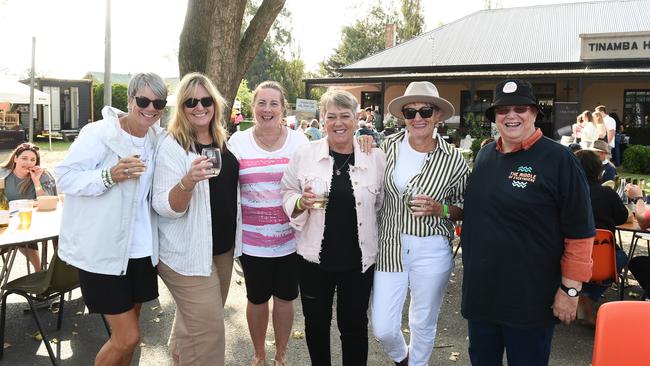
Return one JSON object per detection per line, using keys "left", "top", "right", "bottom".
{"left": 56, "top": 72, "right": 167, "bottom": 365}
{"left": 152, "top": 72, "right": 240, "bottom": 366}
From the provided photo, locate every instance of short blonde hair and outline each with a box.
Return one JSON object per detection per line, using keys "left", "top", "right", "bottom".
{"left": 319, "top": 90, "right": 358, "bottom": 117}
{"left": 167, "top": 73, "right": 228, "bottom": 153}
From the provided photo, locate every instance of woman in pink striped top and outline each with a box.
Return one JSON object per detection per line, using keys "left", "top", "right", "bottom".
{"left": 229, "top": 81, "right": 308, "bottom": 366}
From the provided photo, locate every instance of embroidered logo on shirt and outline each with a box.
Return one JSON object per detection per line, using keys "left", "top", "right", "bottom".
{"left": 508, "top": 166, "right": 536, "bottom": 189}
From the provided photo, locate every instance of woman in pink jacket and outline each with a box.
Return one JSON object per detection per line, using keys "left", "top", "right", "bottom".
{"left": 281, "top": 89, "right": 386, "bottom": 365}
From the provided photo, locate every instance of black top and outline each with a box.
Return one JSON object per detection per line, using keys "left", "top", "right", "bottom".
{"left": 588, "top": 180, "right": 628, "bottom": 236}
{"left": 460, "top": 137, "right": 595, "bottom": 327}
{"left": 320, "top": 150, "right": 361, "bottom": 271}
{"left": 195, "top": 142, "right": 239, "bottom": 256}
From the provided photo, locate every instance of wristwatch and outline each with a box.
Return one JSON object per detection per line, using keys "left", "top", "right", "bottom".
{"left": 560, "top": 284, "right": 580, "bottom": 297}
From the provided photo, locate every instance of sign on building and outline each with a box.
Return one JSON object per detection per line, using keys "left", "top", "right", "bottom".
{"left": 295, "top": 98, "right": 318, "bottom": 112}
{"left": 580, "top": 31, "right": 650, "bottom": 60}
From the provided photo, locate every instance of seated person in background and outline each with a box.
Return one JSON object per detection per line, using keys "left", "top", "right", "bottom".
{"left": 574, "top": 150, "right": 629, "bottom": 324}
{"left": 304, "top": 119, "right": 322, "bottom": 141}
{"left": 625, "top": 184, "right": 649, "bottom": 297}
{"left": 357, "top": 122, "right": 380, "bottom": 145}
{"left": 0, "top": 142, "right": 58, "bottom": 272}
{"left": 588, "top": 140, "right": 616, "bottom": 181}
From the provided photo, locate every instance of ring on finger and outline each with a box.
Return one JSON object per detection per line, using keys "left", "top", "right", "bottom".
{"left": 125, "top": 168, "right": 129, "bottom": 176}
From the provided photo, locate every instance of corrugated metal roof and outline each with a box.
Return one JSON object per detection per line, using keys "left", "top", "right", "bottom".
{"left": 342, "top": 0, "right": 650, "bottom": 70}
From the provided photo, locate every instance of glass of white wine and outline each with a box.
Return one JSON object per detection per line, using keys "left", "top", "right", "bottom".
{"left": 306, "top": 177, "right": 329, "bottom": 210}
{"left": 404, "top": 185, "right": 424, "bottom": 213}
{"left": 201, "top": 147, "right": 222, "bottom": 177}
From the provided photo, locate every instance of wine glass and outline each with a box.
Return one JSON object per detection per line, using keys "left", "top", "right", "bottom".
{"left": 201, "top": 147, "right": 222, "bottom": 177}
{"left": 404, "top": 185, "right": 423, "bottom": 213}
{"left": 306, "top": 177, "right": 329, "bottom": 209}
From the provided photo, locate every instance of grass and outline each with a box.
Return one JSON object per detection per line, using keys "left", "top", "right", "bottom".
{"left": 32, "top": 138, "right": 74, "bottom": 152}
{"left": 617, "top": 167, "right": 650, "bottom": 190}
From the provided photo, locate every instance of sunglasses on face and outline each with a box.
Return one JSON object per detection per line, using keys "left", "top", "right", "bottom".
{"left": 402, "top": 106, "right": 436, "bottom": 119}
{"left": 134, "top": 96, "right": 167, "bottom": 110}
{"left": 184, "top": 97, "right": 214, "bottom": 108}
{"left": 494, "top": 105, "right": 531, "bottom": 115}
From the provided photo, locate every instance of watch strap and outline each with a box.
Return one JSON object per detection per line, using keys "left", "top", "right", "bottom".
{"left": 560, "top": 283, "right": 580, "bottom": 297}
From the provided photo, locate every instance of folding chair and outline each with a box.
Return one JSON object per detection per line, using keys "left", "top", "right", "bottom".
{"left": 589, "top": 229, "right": 622, "bottom": 299}
{"left": 592, "top": 301, "right": 650, "bottom": 366}
{"left": 0, "top": 249, "right": 110, "bottom": 365}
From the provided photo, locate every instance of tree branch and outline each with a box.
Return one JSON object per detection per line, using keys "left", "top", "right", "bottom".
{"left": 237, "top": 0, "right": 286, "bottom": 83}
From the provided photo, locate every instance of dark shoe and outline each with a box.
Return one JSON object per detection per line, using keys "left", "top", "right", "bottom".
{"left": 395, "top": 353, "right": 408, "bottom": 366}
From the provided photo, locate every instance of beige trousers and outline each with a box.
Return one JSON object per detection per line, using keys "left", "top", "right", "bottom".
{"left": 158, "top": 248, "right": 234, "bottom": 366}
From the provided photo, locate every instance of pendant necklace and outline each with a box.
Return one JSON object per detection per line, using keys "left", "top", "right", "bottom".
{"left": 331, "top": 151, "right": 353, "bottom": 176}
{"left": 124, "top": 117, "right": 148, "bottom": 161}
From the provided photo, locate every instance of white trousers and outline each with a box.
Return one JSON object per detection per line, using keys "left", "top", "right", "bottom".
{"left": 371, "top": 234, "right": 453, "bottom": 366}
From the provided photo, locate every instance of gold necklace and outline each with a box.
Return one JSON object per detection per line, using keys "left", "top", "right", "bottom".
{"left": 254, "top": 125, "right": 283, "bottom": 149}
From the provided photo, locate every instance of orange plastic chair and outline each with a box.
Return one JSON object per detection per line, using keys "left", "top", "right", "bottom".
{"left": 590, "top": 229, "right": 618, "bottom": 284}
{"left": 592, "top": 301, "right": 650, "bottom": 366}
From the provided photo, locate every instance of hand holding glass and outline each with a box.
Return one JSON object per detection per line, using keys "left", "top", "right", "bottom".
{"left": 201, "top": 148, "right": 222, "bottom": 177}
{"left": 306, "top": 177, "right": 329, "bottom": 209}
{"left": 404, "top": 185, "right": 425, "bottom": 213}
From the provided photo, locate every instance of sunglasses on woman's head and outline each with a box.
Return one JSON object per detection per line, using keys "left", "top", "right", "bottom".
{"left": 18, "top": 143, "right": 39, "bottom": 151}
{"left": 134, "top": 96, "right": 167, "bottom": 110}
{"left": 402, "top": 106, "right": 436, "bottom": 119}
{"left": 184, "top": 97, "right": 215, "bottom": 108}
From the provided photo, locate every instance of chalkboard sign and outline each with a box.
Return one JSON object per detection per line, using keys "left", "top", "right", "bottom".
{"left": 554, "top": 102, "right": 579, "bottom": 138}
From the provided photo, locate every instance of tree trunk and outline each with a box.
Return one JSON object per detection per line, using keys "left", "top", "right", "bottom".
{"left": 179, "top": 0, "right": 286, "bottom": 119}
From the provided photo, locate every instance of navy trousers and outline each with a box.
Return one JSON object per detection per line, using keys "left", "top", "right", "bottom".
{"left": 467, "top": 319, "right": 555, "bottom": 366}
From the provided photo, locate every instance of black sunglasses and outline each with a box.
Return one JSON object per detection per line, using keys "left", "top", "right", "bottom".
{"left": 134, "top": 96, "right": 167, "bottom": 110}
{"left": 18, "top": 143, "right": 39, "bottom": 151}
{"left": 184, "top": 97, "right": 215, "bottom": 108}
{"left": 402, "top": 106, "right": 436, "bottom": 119}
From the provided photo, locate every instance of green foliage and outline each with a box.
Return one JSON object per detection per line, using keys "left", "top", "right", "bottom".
{"left": 243, "top": 3, "right": 305, "bottom": 104}
{"left": 397, "top": 0, "right": 425, "bottom": 42}
{"left": 236, "top": 79, "right": 253, "bottom": 118}
{"left": 320, "top": 5, "right": 399, "bottom": 76}
{"left": 470, "top": 137, "right": 484, "bottom": 161}
{"left": 92, "top": 83, "right": 128, "bottom": 121}
{"left": 623, "top": 145, "right": 650, "bottom": 174}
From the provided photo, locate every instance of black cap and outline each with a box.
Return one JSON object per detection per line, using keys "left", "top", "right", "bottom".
{"left": 485, "top": 79, "right": 544, "bottom": 122}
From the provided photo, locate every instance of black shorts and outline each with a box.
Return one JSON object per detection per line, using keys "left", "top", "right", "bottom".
{"left": 78, "top": 257, "right": 159, "bottom": 315}
{"left": 239, "top": 252, "right": 299, "bottom": 304}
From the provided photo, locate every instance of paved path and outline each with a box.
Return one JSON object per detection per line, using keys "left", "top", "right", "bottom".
{"left": 0, "top": 147, "right": 646, "bottom": 365}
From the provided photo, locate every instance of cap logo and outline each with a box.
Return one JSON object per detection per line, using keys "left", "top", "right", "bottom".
{"left": 502, "top": 81, "right": 517, "bottom": 93}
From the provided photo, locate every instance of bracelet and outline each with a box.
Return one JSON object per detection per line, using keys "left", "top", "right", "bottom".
{"left": 35, "top": 185, "right": 43, "bottom": 191}
{"left": 632, "top": 197, "right": 645, "bottom": 204}
{"left": 442, "top": 204, "right": 450, "bottom": 219}
{"left": 178, "top": 178, "right": 192, "bottom": 192}
{"left": 107, "top": 168, "right": 115, "bottom": 185}
{"left": 295, "top": 197, "right": 303, "bottom": 211}
{"left": 101, "top": 168, "right": 115, "bottom": 189}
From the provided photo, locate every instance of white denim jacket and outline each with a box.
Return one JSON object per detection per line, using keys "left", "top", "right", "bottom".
{"left": 280, "top": 138, "right": 386, "bottom": 273}
{"left": 55, "top": 106, "right": 165, "bottom": 275}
